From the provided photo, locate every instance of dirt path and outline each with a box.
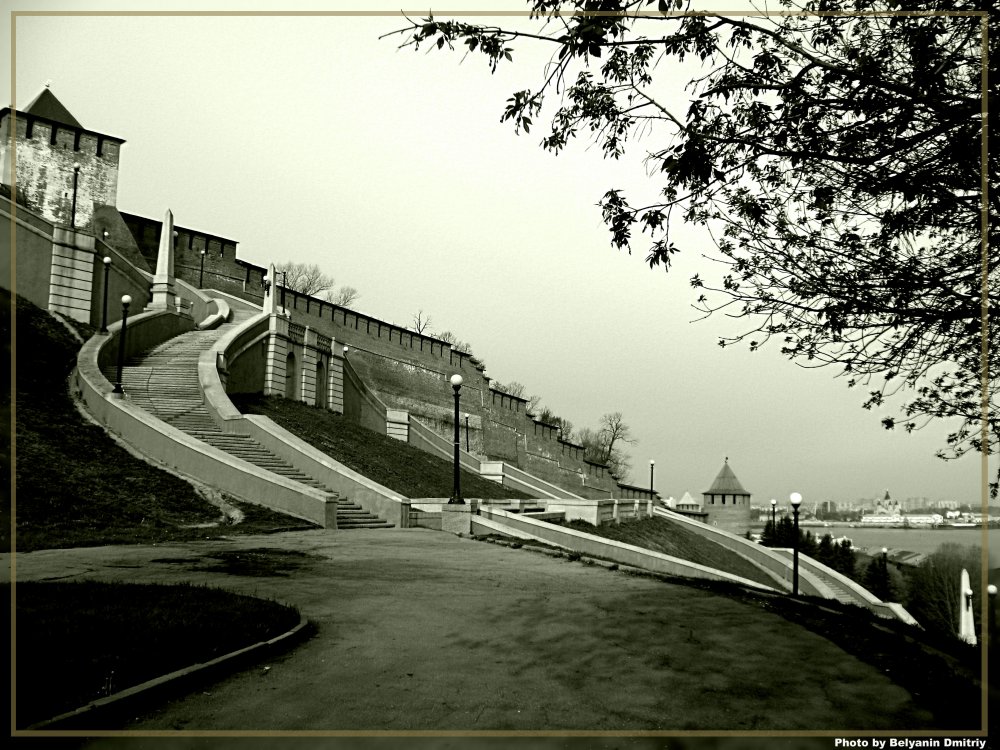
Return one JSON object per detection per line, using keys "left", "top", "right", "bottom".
{"left": 7, "top": 528, "right": 933, "bottom": 731}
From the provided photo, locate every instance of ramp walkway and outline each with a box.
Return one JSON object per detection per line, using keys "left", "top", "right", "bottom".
{"left": 104, "top": 303, "right": 392, "bottom": 529}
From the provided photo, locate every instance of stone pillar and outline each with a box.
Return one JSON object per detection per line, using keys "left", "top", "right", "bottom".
{"left": 301, "top": 326, "right": 318, "bottom": 405}
{"left": 328, "top": 340, "right": 345, "bottom": 414}
{"left": 262, "top": 262, "right": 277, "bottom": 315}
{"left": 263, "top": 313, "right": 289, "bottom": 396}
{"left": 440, "top": 502, "right": 477, "bottom": 536}
{"left": 958, "top": 568, "right": 977, "bottom": 645}
{"left": 148, "top": 208, "right": 176, "bottom": 310}
{"left": 386, "top": 410, "right": 410, "bottom": 442}
{"left": 48, "top": 227, "right": 96, "bottom": 323}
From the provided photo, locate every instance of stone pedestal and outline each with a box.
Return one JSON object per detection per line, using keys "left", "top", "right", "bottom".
{"left": 440, "top": 503, "right": 478, "bottom": 536}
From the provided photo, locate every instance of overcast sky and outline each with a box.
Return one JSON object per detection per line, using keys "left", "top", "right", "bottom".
{"left": 5, "top": 1, "right": 992, "bottom": 508}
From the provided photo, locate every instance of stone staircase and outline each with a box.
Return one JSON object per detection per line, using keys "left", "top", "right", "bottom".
{"left": 770, "top": 548, "right": 874, "bottom": 607}
{"left": 106, "top": 307, "right": 393, "bottom": 529}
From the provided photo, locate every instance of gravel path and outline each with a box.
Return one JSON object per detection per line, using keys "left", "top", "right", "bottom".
{"left": 7, "top": 528, "right": 933, "bottom": 732}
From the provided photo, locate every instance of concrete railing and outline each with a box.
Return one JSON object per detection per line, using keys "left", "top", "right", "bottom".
{"left": 75, "top": 310, "right": 338, "bottom": 528}
{"left": 792, "top": 546, "right": 920, "bottom": 625}
{"left": 651, "top": 507, "right": 919, "bottom": 623}
{"left": 199, "top": 311, "right": 411, "bottom": 528}
{"left": 201, "top": 311, "right": 270, "bottom": 432}
{"left": 475, "top": 508, "right": 777, "bottom": 591}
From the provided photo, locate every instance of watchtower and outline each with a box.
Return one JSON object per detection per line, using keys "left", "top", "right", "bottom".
{"left": 701, "top": 457, "right": 752, "bottom": 535}
{"left": 0, "top": 85, "right": 125, "bottom": 230}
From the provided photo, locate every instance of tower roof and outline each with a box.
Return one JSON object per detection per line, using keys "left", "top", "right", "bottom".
{"left": 704, "top": 458, "right": 750, "bottom": 495}
{"left": 23, "top": 86, "right": 83, "bottom": 129}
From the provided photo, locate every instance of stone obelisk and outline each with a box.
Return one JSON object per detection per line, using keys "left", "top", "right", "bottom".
{"left": 263, "top": 263, "right": 277, "bottom": 315}
{"left": 149, "top": 208, "right": 176, "bottom": 310}
{"left": 958, "top": 568, "right": 977, "bottom": 645}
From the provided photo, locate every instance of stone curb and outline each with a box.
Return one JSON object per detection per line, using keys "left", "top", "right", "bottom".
{"left": 25, "top": 612, "right": 313, "bottom": 731}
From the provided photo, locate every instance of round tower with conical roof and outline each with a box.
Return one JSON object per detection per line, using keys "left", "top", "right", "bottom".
{"left": 701, "top": 458, "right": 752, "bottom": 535}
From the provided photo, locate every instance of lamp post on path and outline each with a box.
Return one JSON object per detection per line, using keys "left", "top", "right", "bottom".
{"left": 199, "top": 248, "right": 206, "bottom": 288}
{"left": 790, "top": 492, "right": 803, "bottom": 595}
{"left": 70, "top": 163, "right": 80, "bottom": 229}
{"left": 99, "top": 256, "right": 111, "bottom": 333}
{"left": 112, "top": 295, "right": 132, "bottom": 395}
{"left": 449, "top": 374, "right": 463, "bottom": 504}
{"left": 649, "top": 459, "right": 655, "bottom": 494}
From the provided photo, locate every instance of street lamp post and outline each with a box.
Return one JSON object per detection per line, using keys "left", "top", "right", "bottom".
{"left": 649, "top": 459, "right": 655, "bottom": 494}
{"left": 449, "top": 374, "right": 464, "bottom": 504}
{"left": 464, "top": 413, "right": 470, "bottom": 452}
{"left": 199, "top": 248, "right": 206, "bottom": 288}
{"left": 790, "top": 492, "right": 803, "bottom": 596}
{"left": 770, "top": 498, "right": 777, "bottom": 535}
{"left": 99, "top": 256, "right": 112, "bottom": 333}
{"left": 70, "top": 163, "right": 81, "bottom": 229}
{"left": 112, "top": 295, "right": 132, "bottom": 394}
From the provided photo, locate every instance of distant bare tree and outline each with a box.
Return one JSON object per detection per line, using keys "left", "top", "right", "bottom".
{"left": 411, "top": 309, "right": 433, "bottom": 334}
{"left": 495, "top": 381, "right": 526, "bottom": 397}
{"left": 579, "top": 412, "right": 636, "bottom": 480}
{"left": 536, "top": 406, "right": 574, "bottom": 442}
{"left": 324, "top": 286, "right": 360, "bottom": 307}
{"left": 275, "top": 262, "right": 359, "bottom": 307}
{"left": 276, "top": 262, "right": 334, "bottom": 296}
{"left": 438, "top": 330, "right": 473, "bottom": 355}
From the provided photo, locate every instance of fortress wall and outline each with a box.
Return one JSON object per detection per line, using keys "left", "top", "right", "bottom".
{"left": 121, "top": 217, "right": 623, "bottom": 497}
{"left": 120, "top": 211, "right": 241, "bottom": 289}
{"left": 1, "top": 196, "right": 52, "bottom": 307}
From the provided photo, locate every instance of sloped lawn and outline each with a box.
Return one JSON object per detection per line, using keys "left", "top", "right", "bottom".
{"left": 230, "top": 393, "right": 525, "bottom": 500}
{"left": 559, "top": 516, "right": 776, "bottom": 588}
{"left": 8, "top": 288, "right": 315, "bottom": 552}
{"left": 14, "top": 581, "right": 301, "bottom": 728}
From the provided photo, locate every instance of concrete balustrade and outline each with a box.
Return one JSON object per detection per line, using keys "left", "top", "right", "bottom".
{"left": 476, "top": 507, "right": 777, "bottom": 591}
{"left": 652, "top": 506, "right": 920, "bottom": 624}
{"left": 198, "top": 309, "right": 410, "bottom": 528}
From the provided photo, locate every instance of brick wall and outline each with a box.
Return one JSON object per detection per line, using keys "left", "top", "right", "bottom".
{"left": 120, "top": 216, "right": 624, "bottom": 498}
{"left": 702, "top": 492, "right": 753, "bottom": 536}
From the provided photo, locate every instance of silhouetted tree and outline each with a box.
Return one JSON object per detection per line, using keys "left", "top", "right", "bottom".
{"left": 388, "top": 0, "right": 997, "bottom": 494}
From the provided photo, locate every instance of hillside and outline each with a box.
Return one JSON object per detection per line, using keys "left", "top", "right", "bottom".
{"left": 558, "top": 516, "right": 777, "bottom": 588}
{"left": 7, "top": 288, "right": 313, "bottom": 552}
{"left": 230, "top": 393, "right": 526, "bottom": 501}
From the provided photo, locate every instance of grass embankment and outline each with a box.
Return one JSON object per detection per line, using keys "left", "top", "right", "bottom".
{"left": 14, "top": 580, "right": 300, "bottom": 728}
{"left": 8, "top": 288, "right": 315, "bottom": 552}
{"left": 230, "top": 393, "right": 526, "bottom": 500}
{"left": 558, "top": 516, "right": 777, "bottom": 588}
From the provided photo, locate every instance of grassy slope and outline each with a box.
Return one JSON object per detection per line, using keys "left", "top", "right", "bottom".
{"left": 560, "top": 516, "right": 777, "bottom": 588}
{"left": 8, "top": 288, "right": 314, "bottom": 552}
{"left": 14, "top": 580, "right": 300, "bottom": 727}
{"left": 230, "top": 393, "right": 526, "bottom": 500}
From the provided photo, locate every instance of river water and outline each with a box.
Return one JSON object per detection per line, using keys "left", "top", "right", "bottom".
{"left": 753, "top": 524, "right": 997, "bottom": 565}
